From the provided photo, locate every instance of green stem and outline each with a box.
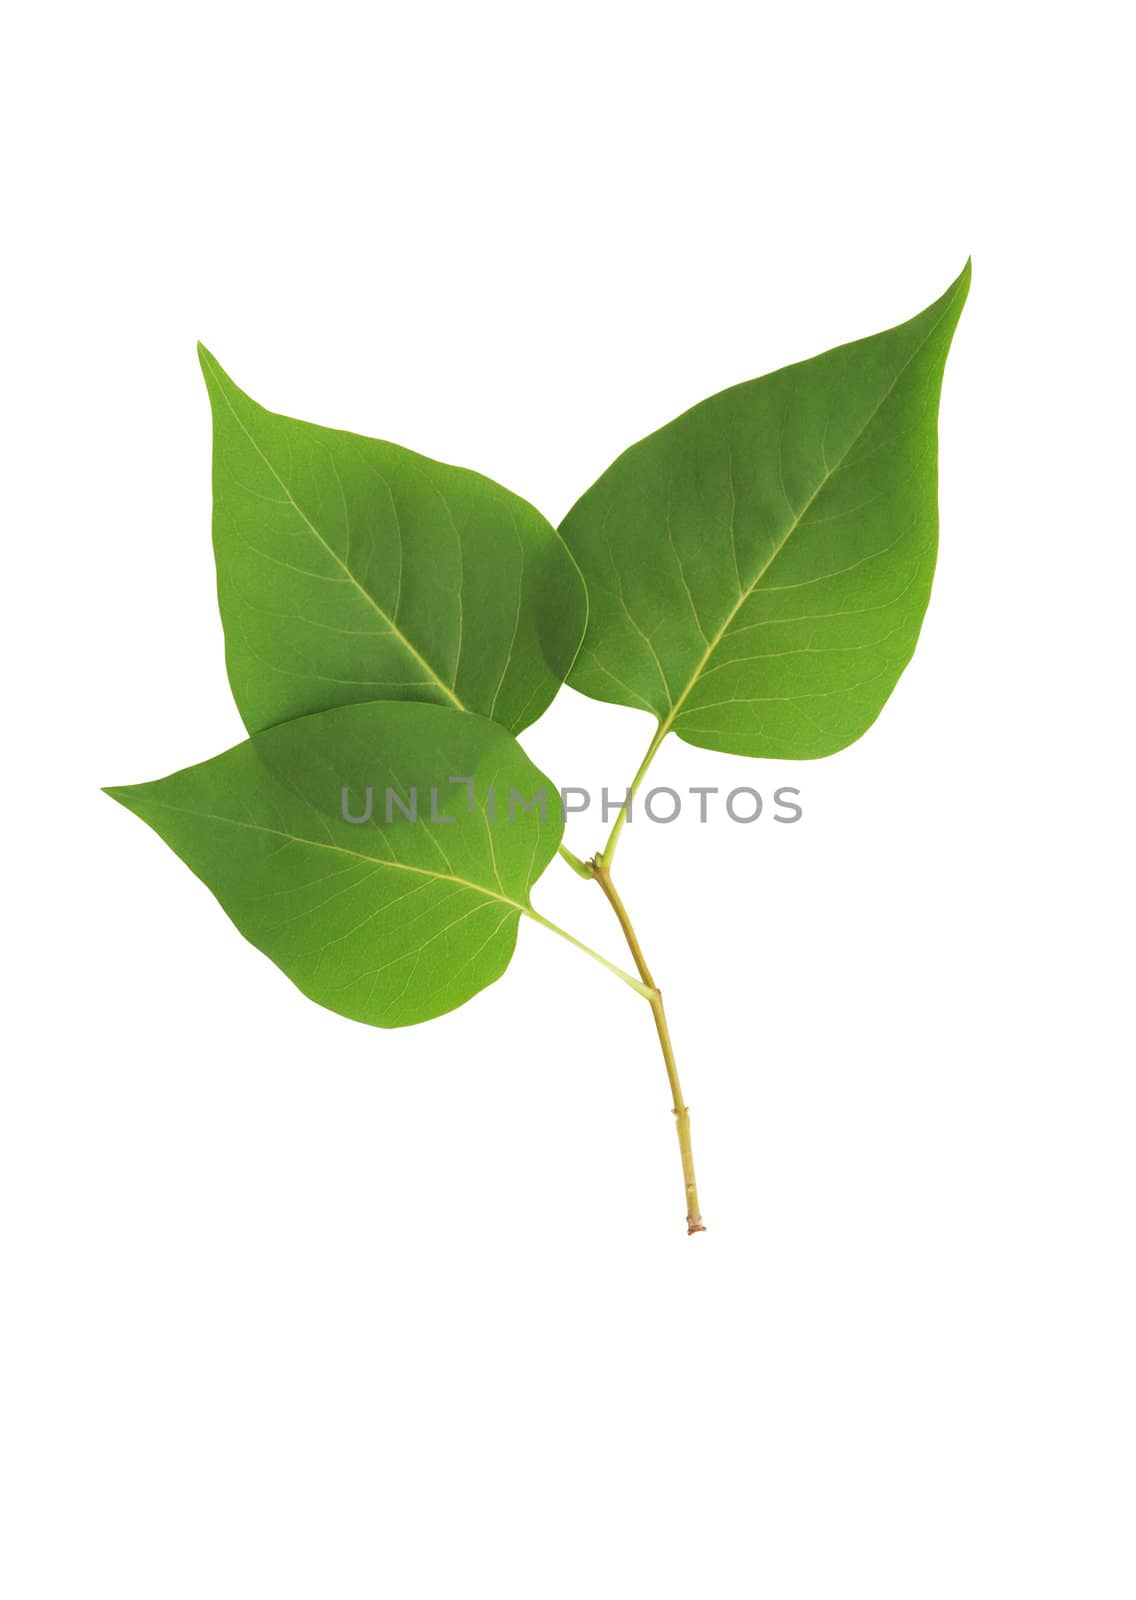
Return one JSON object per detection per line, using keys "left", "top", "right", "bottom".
{"left": 601, "top": 720, "right": 667, "bottom": 869}
{"left": 557, "top": 843, "right": 595, "bottom": 878}
{"left": 524, "top": 906, "right": 652, "bottom": 1000}
{"left": 591, "top": 852, "right": 705, "bottom": 1234}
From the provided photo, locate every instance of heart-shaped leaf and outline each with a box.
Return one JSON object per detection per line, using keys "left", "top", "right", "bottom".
{"left": 105, "top": 701, "right": 563, "bottom": 1027}
{"left": 559, "top": 264, "right": 969, "bottom": 758}
{"left": 200, "top": 348, "right": 587, "bottom": 737}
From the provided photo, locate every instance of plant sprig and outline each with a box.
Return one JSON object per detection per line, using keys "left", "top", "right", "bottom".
{"left": 107, "top": 264, "right": 969, "bottom": 1233}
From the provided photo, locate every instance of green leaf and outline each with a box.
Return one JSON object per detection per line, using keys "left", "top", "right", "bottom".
{"left": 105, "top": 701, "right": 563, "bottom": 1027}
{"left": 199, "top": 348, "right": 587, "bottom": 737}
{"left": 559, "top": 264, "right": 970, "bottom": 758}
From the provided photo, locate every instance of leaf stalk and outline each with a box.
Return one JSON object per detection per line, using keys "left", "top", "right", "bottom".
{"left": 557, "top": 843, "right": 595, "bottom": 878}
{"left": 524, "top": 906, "right": 653, "bottom": 1000}
{"left": 600, "top": 720, "right": 667, "bottom": 870}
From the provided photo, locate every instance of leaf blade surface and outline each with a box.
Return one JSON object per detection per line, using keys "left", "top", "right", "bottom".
{"left": 106, "top": 701, "right": 562, "bottom": 1027}
{"left": 560, "top": 265, "right": 970, "bottom": 757}
{"left": 201, "top": 348, "right": 586, "bottom": 736}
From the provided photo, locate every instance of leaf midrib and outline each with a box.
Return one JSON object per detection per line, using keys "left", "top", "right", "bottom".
{"left": 120, "top": 793, "right": 529, "bottom": 915}
{"left": 203, "top": 350, "right": 465, "bottom": 712}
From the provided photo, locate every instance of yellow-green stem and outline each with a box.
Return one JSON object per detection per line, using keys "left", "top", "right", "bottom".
{"left": 591, "top": 852, "right": 705, "bottom": 1234}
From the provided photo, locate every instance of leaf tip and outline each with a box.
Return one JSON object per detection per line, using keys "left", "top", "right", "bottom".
{"left": 196, "top": 343, "right": 238, "bottom": 398}
{"left": 196, "top": 344, "right": 253, "bottom": 415}
{"left": 102, "top": 783, "right": 139, "bottom": 813}
{"left": 923, "top": 258, "right": 971, "bottom": 340}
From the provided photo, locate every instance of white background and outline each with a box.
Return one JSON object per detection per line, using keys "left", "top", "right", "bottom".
{"left": 3, "top": 4, "right": 1132, "bottom": 1596}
